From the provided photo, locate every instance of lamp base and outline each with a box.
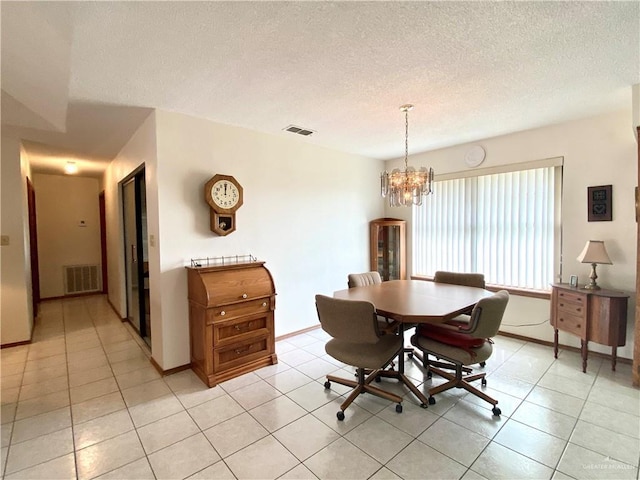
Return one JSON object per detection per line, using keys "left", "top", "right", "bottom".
{"left": 582, "top": 263, "right": 601, "bottom": 290}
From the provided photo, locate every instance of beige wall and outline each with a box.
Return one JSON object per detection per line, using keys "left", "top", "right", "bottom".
{"left": 104, "top": 111, "right": 158, "bottom": 323}
{"left": 103, "top": 110, "right": 384, "bottom": 370}
{"left": 33, "top": 174, "right": 102, "bottom": 298}
{"left": 385, "top": 109, "right": 637, "bottom": 360}
{"left": 151, "top": 111, "right": 384, "bottom": 369}
{"left": 1, "top": 138, "right": 33, "bottom": 345}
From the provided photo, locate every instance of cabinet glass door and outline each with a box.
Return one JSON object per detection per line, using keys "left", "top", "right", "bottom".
{"left": 370, "top": 218, "right": 406, "bottom": 281}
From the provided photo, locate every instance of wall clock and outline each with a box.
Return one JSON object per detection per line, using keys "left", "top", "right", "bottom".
{"left": 204, "top": 174, "right": 243, "bottom": 236}
{"left": 465, "top": 146, "right": 486, "bottom": 168}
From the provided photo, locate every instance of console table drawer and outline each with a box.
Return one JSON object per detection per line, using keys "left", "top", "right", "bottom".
{"left": 555, "top": 312, "right": 585, "bottom": 336}
{"left": 556, "top": 300, "right": 586, "bottom": 317}
{"left": 556, "top": 289, "right": 586, "bottom": 306}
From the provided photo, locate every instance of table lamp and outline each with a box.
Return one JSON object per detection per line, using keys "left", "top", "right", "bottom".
{"left": 577, "top": 240, "right": 612, "bottom": 290}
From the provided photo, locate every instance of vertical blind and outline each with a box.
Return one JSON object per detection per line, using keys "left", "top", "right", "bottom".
{"left": 413, "top": 165, "right": 560, "bottom": 290}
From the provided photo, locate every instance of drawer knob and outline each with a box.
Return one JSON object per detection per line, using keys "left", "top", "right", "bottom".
{"left": 220, "top": 311, "right": 226, "bottom": 316}
{"left": 235, "top": 325, "right": 241, "bottom": 331}
{"left": 262, "top": 302, "right": 267, "bottom": 307}
{"left": 242, "top": 293, "right": 248, "bottom": 299}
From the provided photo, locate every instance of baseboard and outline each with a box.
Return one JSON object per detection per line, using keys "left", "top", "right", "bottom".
{"left": 1, "top": 339, "right": 31, "bottom": 349}
{"left": 497, "top": 330, "right": 632, "bottom": 365}
{"left": 275, "top": 323, "right": 321, "bottom": 342}
{"left": 150, "top": 356, "right": 191, "bottom": 377}
{"left": 40, "top": 291, "right": 104, "bottom": 301}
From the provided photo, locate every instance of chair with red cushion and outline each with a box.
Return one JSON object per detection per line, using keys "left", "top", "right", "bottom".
{"left": 410, "top": 290, "right": 509, "bottom": 416}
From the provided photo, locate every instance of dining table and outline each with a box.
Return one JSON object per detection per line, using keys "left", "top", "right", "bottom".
{"left": 333, "top": 279, "right": 493, "bottom": 407}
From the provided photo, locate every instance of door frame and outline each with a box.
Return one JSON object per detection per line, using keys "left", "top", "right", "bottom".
{"left": 26, "top": 177, "right": 40, "bottom": 318}
{"left": 120, "top": 166, "right": 150, "bottom": 343}
{"left": 634, "top": 127, "right": 639, "bottom": 386}
{"left": 99, "top": 191, "right": 108, "bottom": 295}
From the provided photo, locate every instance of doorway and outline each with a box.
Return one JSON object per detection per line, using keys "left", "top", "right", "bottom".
{"left": 122, "top": 167, "right": 150, "bottom": 346}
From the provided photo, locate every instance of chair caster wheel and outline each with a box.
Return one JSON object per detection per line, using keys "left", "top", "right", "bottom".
{"left": 492, "top": 406, "right": 501, "bottom": 416}
{"left": 375, "top": 376, "right": 381, "bottom": 383}
{"left": 427, "top": 371, "right": 432, "bottom": 379}
{"left": 419, "top": 403, "right": 428, "bottom": 409}
{"left": 337, "top": 411, "right": 345, "bottom": 421}
{"left": 395, "top": 404, "right": 403, "bottom": 413}
{"left": 324, "top": 381, "right": 331, "bottom": 389}
{"left": 428, "top": 396, "right": 436, "bottom": 405}
{"left": 481, "top": 378, "right": 487, "bottom": 386}
{"left": 407, "top": 352, "right": 413, "bottom": 359}
{"left": 480, "top": 361, "right": 486, "bottom": 368}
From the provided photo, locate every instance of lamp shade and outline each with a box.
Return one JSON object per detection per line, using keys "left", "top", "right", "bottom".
{"left": 577, "top": 240, "right": 612, "bottom": 265}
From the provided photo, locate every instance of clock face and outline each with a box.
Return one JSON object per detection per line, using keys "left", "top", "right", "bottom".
{"left": 211, "top": 180, "right": 240, "bottom": 209}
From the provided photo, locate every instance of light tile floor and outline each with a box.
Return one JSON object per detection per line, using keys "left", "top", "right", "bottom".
{"left": 1, "top": 295, "right": 639, "bottom": 480}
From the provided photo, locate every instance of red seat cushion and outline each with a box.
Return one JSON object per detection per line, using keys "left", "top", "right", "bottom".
{"left": 417, "top": 323, "right": 485, "bottom": 350}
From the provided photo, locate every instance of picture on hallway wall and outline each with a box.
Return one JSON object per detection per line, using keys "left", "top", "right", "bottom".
{"left": 587, "top": 184, "right": 612, "bottom": 222}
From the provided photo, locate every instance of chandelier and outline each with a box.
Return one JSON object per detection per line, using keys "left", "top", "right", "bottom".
{"left": 380, "top": 104, "right": 434, "bottom": 207}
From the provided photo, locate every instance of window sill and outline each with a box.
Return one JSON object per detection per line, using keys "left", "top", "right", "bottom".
{"left": 410, "top": 275, "right": 551, "bottom": 300}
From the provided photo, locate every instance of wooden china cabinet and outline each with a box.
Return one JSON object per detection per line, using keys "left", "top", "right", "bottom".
{"left": 369, "top": 218, "right": 406, "bottom": 281}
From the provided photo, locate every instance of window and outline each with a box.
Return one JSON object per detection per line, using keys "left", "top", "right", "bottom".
{"left": 412, "top": 159, "right": 562, "bottom": 290}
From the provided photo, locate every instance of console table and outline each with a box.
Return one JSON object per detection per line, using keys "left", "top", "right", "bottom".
{"left": 550, "top": 283, "right": 628, "bottom": 372}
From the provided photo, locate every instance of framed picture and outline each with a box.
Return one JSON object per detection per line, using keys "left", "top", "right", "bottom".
{"left": 570, "top": 275, "right": 578, "bottom": 288}
{"left": 587, "top": 185, "right": 612, "bottom": 222}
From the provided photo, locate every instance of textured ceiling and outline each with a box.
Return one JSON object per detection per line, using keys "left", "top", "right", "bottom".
{"left": 2, "top": 1, "right": 639, "bottom": 177}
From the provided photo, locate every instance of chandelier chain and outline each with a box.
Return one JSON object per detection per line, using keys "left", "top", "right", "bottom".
{"left": 404, "top": 108, "right": 409, "bottom": 168}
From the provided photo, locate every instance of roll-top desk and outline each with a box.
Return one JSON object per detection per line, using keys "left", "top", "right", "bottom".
{"left": 186, "top": 261, "right": 277, "bottom": 387}
{"left": 550, "top": 283, "right": 628, "bottom": 373}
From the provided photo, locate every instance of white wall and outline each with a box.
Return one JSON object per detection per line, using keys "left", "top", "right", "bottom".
{"left": 1, "top": 138, "right": 34, "bottom": 344}
{"left": 385, "top": 109, "right": 637, "bottom": 359}
{"left": 33, "top": 174, "right": 102, "bottom": 298}
{"left": 151, "top": 110, "right": 383, "bottom": 369}
{"left": 103, "top": 111, "right": 158, "bottom": 325}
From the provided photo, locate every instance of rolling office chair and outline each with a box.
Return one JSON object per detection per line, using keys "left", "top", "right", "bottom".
{"left": 434, "top": 271, "right": 486, "bottom": 324}
{"left": 348, "top": 272, "right": 416, "bottom": 360}
{"left": 410, "top": 290, "right": 509, "bottom": 416}
{"left": 347, "top": 272, "right": 397, "bottom": 335}
{"left": 315, "top": 294, "right": 403, "bottom": 421}
{"left": 419, "top": 271, "right": 488, "bottom": 371}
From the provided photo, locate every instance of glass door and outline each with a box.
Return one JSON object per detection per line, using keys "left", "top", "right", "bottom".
{"left": 122, "top": 168, "right": 150, "bottom": 346}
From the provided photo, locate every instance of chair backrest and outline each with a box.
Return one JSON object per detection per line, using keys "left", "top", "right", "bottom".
{"left": 466, "top": 290, "right": 509, "bottom": 338}
{"left": 434, "top": 271, "right": 485, "bottom": 289}
{"left": 315, "top": 294, "right": 380, "bottom": 344}
{"left": 347, "top": 271, "right": 382, "bottom": 288}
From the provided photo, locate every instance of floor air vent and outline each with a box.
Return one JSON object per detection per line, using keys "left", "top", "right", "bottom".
{"left": 64, "top": 265, "right": 101, "bottom": 295}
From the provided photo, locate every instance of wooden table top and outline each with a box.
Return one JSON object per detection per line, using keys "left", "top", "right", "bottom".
{"left": 333, "top": 280, "right": 493, "bottom": 324}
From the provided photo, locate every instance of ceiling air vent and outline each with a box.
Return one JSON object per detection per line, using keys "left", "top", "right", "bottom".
{"left": 283, "top": 125, "right": 315, "bottom": 136}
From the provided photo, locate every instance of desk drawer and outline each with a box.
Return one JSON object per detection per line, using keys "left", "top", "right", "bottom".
{"left": 556, "top": 312, "right": 586, "bottom": 336}
{"left": 208, "top": 298, "right": 272, "bottom": 324}
{"left": 214, "top": 315, "right": 268, "bottom": 344}
{"left": 214, "top": 336, "right": 269, "bottom": 372}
